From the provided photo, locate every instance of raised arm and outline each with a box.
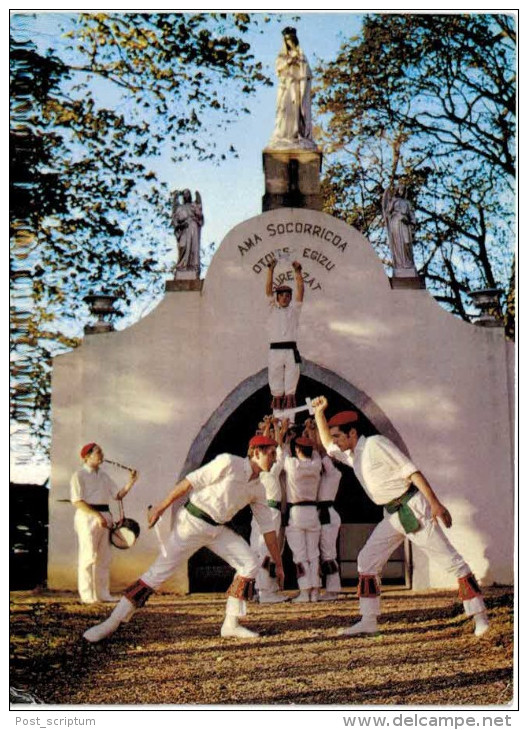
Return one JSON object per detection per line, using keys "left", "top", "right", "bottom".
{"left": 276, "top": 416, "right": 291, "bottom": 447}
{"left": 266, "top": 259, "right": 276, "bottom": 298}
{"left": 292, "top": 260, "right": 304, "bottom": 302}
{"left": 312, "top": 396, "right": 332, "bottom": 451}
{"left": 116, "top": 469, "right": 139, "bottom": 500}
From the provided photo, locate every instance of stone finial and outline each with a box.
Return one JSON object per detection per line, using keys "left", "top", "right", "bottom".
{"left": 84, "top": 294, "right": 119, "bottom": 334}
{"left": 468, "top": 288, "right": 504, "bottom": 327}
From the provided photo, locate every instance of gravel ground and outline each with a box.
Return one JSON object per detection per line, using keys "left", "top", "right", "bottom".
{"left": 10, "top": 586, "right": 514, "bottom": 707}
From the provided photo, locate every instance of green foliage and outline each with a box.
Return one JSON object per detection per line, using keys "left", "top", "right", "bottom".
{"left": 10, "top": 12, "right": 273, "bottom": 465}
{"left": 316, "top": 13, "right": 515, "bottom": 328}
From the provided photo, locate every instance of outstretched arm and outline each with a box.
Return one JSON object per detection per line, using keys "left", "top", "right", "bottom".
{"left": 148, "top": 478, "right": 193, "bottom": 528}
{"left": 292, "top": 260, "right": 304, "bottom": 302}
{"left": 116, "top": 469, "right": 139, "bottom": 500}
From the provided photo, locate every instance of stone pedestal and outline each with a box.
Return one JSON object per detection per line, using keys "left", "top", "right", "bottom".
{"left": 83, "top": 294, "right": 118, "bottom": 334}
{"left": 389, "top": 275, "right": 426, "bottom": 290}
{"left": 468, "top": 288, "right": 504, "bottom": 327}
{"left": 262, "top": 147, "right": 322, "bottom": 211}
{"left": 165, "top": 278, "right": 203, "bottom": 292}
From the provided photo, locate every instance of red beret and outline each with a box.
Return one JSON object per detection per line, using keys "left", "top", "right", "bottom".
{"left": 295, "top": 436, "right": 315, "bottom": 447}
{"left": 275, "top": 285, "right": 292, "bottom": 294}
{"left": 249, "top": 435, "right": 278, "bottom": 448}
{"left": 80, "top": 442, "right": 97, "bottom": 459}
{"left": 328, "top": 411, "right": 359, "bottom": 428}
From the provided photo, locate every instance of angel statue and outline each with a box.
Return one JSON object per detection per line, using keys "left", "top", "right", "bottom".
{"left": 171, "top": 189, "right": 204, "bottom": 274}
{"left": 268, "top": 27, "right": 317, "bottom": 150}
{"left": 382, "top": 184, "right": 417, "bottom": 275}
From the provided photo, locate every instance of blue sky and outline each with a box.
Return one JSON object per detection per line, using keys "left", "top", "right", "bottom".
{"left": 10, "top": 10, "right": 365, "bottom": 483}
{"left": 9, "top": 9, "right": 519, "bottom": 483}
{"left": 30, "top": 11, "right": 364, "bottom": 253}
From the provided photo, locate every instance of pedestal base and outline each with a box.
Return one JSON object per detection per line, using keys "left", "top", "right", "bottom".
{"left": 165, "top": 279, "right": 203, "bottom": 292}
{"left": 389, "top": 275, "right": 426, "bottom": 290}
{"left": 262, "top": 148, "right": 322, "bottom": 212}
{"left": 174, "top": 268, "right": 200, "bottom": 280}
{"left": 84, "top": 323, "right": 115, "bottom": 335}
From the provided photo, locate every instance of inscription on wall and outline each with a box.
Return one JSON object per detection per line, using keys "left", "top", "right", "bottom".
{"left": 236, "top": 220, "right": 351, "bottom": 293}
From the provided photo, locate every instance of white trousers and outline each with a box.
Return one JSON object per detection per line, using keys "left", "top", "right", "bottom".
{"left": 358, "top": 492, "right": 485, "bottom": 617}
{"left": 285, "top": 506, "right": 321, "bottom": 590}
{"left": 250, "top": 516, "right": 283, "bottom": 594}
{"left": 141, "top": 510, "right": 260, "bottom": 616}
{"left": 268, "top": 348, "right": 300, "bottom": 396}
{"left": 74, "top": 510, "right": 114, "bottom": 603}
{"left": 320, "top": 508, "right": 342, "bottom": 593}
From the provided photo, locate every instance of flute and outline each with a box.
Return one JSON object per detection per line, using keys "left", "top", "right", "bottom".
{"left": 104, "top": 458, "right": 135, "bottom": 473}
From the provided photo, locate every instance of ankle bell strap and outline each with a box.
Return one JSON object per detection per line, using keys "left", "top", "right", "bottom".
{"left": 357, "top": 574, "right": 380, "bottom": 598}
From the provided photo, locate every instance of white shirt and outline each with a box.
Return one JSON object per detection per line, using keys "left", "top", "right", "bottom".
{"left": 267, "top": 297, "right": 302, "bottom": 343}
{"left": 70, "top": 465, "right": 120, "bottom": 505}
{"left": 284, "top": 451, "right": 321, "bottom": 503}
{"left": 326, "top": 435, "right": 417, "bottom": 505}
{"left": 259, "top": 446, "right": 285, "bottom": 504}
{"left": 317, "top": 456, "right": 342, "bottom": 502}
{"left": 186, "top": 454, "right": 276, "bottom": 534}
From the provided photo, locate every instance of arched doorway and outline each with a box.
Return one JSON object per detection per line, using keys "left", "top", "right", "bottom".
{"left": 183, "top": 362, "right": 411, "bottom": 592}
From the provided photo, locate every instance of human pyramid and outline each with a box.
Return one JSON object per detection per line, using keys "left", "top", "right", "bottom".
{"left": 80, "top": 256, "right": 490, "bottom": 643}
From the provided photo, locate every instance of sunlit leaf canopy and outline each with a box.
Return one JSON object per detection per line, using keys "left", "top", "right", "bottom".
{"left": 315, "top": 13, "right": 515, "bottom": 326}
{"left": 10, "top": 11, "right": 516, "bottom": 476}
{"left": 10, "top": 11, "right": 277, "bottom": 466}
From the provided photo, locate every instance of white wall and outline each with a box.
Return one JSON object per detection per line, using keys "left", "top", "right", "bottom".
{"left": 48, "top": 208, "right": 514, "bottom": 593}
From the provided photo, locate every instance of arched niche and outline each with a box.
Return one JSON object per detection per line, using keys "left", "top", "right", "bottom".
{"left": 180, "top": 360, "right": 411, "bottom": 591}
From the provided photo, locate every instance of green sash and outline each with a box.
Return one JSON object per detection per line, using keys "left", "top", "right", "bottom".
{"left": 385, "top": 485, "right": 420, "bottom": 533}
{"left": 184, "top": 500, "right": 221, "bottom": 526}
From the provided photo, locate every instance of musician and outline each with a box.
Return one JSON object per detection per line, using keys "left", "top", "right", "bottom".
{"left": 83, "top": 435, "right": 284, "bottom": 643}
{"left": 71, "top": 443, "right": 138, "bottom": 604}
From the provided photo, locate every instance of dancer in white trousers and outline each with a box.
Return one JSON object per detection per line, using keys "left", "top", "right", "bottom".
{"left": 83, "top": 435, "right": 284, "bottom": 642}
{"left": 317, "top": 455, "right": 342, "bottom": 600}
{"left": 283, "top": 436, "right": 322, "bottom": 603}
{"left": 312, "top": 397, "right": 490, "bottom": 637}
{"left": 71, "top": 443, "right": 138, "bottom": 604}
{"left": 266, "top": 257, "right": 304, "bottom": 411}
{"left": 250, "top": 426, "right": 290, "bottom": 603}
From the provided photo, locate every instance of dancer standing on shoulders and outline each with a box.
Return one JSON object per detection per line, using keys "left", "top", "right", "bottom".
{"left": 266, "top": 257, "right": 304, "bottom": 411}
